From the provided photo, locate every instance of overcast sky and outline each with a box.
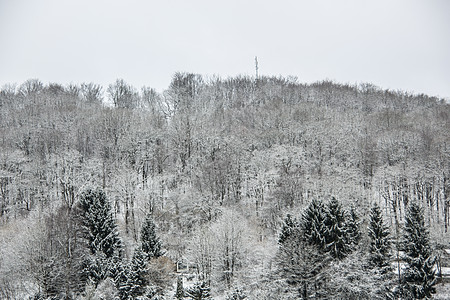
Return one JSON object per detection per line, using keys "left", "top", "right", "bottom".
{"left": 1, "top": 0, "right": 449, "bottom": 99}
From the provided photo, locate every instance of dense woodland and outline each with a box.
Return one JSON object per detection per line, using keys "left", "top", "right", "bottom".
{"left": 0, "top": 74, "right": 449, "bottom": 299}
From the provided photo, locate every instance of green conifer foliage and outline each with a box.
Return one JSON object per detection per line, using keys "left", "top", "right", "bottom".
{"left": 85, "top": 252, "right": 109, "bottom": 286}
{"left": 323, "top": 197, "right": 351, "bottom": 259}
{"left": 115, "top": 260, "right": 131, "bottom": 300}
{"left": 278, "top": 214, "right": 299, "bottom": 245}
{"left": 185, "top": 282, "right": 211, "bottom": 300}
{"left": 78, "top": 188, "right": 122, "bottom": 258}
{"left": 176, "top": 276, "right": 185, "bottom": 300}
{"left": 402, "top": 202, "right": 436, "bottom": 299}
{"left": 368, "top": 203, "right": 391, "bottom": 269}
{"left": 114, "top": 249, "right": 149, "bottom": 300}
{"left": 301, "top": 198, "right": 326, "bottom": 249}
{"left": 277, "top": 237, "right": 330, "bottom": 299}
{"left": 77, "top": 188, "right": 122, "bottom": 286}
{"left": 300, "top": 198, "right": 357, "bottom": 260}
{"left": 128, "top": 247, "right": 149, "bottom": 298}
{"left": 347, "top": 206, "right": 361, "bottom": 247}
{"left": 226, "top": 287, "right": 247, "bottom": 299}
{"left": 141, "top": 214, "right": 163, "bottom": 259}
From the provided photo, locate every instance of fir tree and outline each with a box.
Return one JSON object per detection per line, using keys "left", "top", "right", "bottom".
{"left": 84, "top": 252, "right": 109, "bottom": 286}
{"left": 77, "top": 188, "right": 122, "bottom": 286}
{"left": 323, "top": 197, "right": 351, "bottom": 259}
{"left": 185, "top": 282, "right": 211, "bottom": 300}
{"left": 347, "top": 206, "right": 361, "bottom": 247}
{"left": 141, "top": 214, "right": 163, "bottom": 259}
{"left": 128, "top": 247, "right": 149, "bottom": 298}
{"left": 278, "top": 214, "right": 299, "bottom": 245}
{"left": 368, "top": 203, "right": 391, "bottom": 269}
{"left": 176, "top": 276, "right": 185, "bottom": 300}
{"left": 114, "top": 248, "right": 150, "bottom": 300}
{"left": 114, "top": 259, "right": 131, "bottom": 300}
{"left": 226, "top": 287, "right": 247, "bottom": 299}
{"left": 277, "top": 237, "right": 330, "bottom": 299}
{"left": 301, "top": 198, "right": 327, "bottom": 250}
{"left": 402, "top": 202, "right": 436, "bottom": 299}
{"left": 78, "top": 188, "right": 122, "bottom": 258}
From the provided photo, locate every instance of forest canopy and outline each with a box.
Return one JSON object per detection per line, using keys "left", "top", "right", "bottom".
{"left": 0, "top": 74, "right": 449, "bottom": 299}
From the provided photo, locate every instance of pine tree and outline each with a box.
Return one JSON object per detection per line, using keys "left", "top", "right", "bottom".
{"left": 176, "top": 276, "right": 184, "bottom": 300}
{"left": 368, "top": 203, "right": 391, "bottom": 269}
{"left": 278, "top": 214, "right": 299, "bottom": 245}
{"left": 141, "top": 214, "right": 163, "bottom": 259}
{"left": 402, "top": 202, "right": 436, "bottom": 299}
{"left": 78, "top": 188, "right": 122, "bottom": 258}
{"left": 185, "top": 282, "right": 211, "bottom": 300}
{"left": 301, "top": 198, "right": 327, "bottom": 250}
{"left": 323, "top": 197, "right": 351, "bottom": 259}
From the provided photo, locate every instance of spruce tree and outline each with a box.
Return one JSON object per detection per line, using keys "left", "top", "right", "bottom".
{"left": 77, "top": 188, "right": 122, "bottom": 286}
{"left": 115, "top": 259, "right": 131, "bottom": 300}
{"left": 347, "top": 206, "right": 361, "bottom": 247}
{"left": 78, "top": 188, "right": 122, "bottom": 258}
{"left": 301, "top": 198, "right": 355, "bottom": 259}
{"left": 226, "top": 287, "right": 247, "bottom": 299}
{"left": 279, "top": 214, "right": 299, "bottom": 245}
{"left": 84, "top": 252, "right": 109, "bottom": 286}
{"left": 301, "top": 198, "right": 327, "bottom": 250}
{"left": 141, "top": 214, "right": 163, "bottom": 259}
{"left": 128, "top": 247, "right": 149, "bottom": 298}
{"left": 323, "top": 197, "right": 351, "bottom": 259}
{"left": 185, "top": 282, "right": 211, "bottom": 300}
{"left": 277, "top": 237, "right": 329, "bottom": 299}
{"left": 402, "top": 202, "right": 436, "bottom": 299}
{"left": 368, "top": 203, "right": 391, "bottom": 269}
{"left": 176, "top": 276, "right": 185, "bottom": 300}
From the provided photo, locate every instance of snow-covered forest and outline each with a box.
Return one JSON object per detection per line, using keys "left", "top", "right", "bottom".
{"left": 0, "top": 74, "right": 449, "bottom": 299}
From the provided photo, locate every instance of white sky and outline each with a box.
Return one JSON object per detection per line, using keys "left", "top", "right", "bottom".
{"left": 1, "top": 0, "right": 449, "bottom": 99}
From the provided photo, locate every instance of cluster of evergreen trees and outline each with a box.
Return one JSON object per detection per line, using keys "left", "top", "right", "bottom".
{"left": 75, "top": 189, "right": 216, "bottom": 300}
{"left": 277, "top": 198, "right": 437, "bottom": 299}
{"left": 31, "top": 188, "right": 165, "bottom": 299}
{"left": 278, "top": 198, "right": 360, "bottom": 298}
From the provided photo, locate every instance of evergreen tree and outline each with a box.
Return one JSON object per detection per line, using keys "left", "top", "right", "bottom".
{"left": 402, "top": 202, "right": 436, "bottom": 299}
{"left": 115, "top": 259, "right": 131, "bottom": 300}
{"left": 368, "top": 203, "right": 391, "bottom": 269}
{"left": 76, "top": 188, "right": 122, "bottom": 286}
{"left": 128, "top": 247, "right": 149, "bottom": 298}
{"left": 226, "top": 287, "right": 247, "bottom": 299}
{"left": 301, "top": 198, "right": 327, "bottom": 250}
{"left": 78, "top": 188, "right": 122, "bottom": 258}
{"left": 323, "top": 197, "right": 351, "bottom": 259}
{"left": 141, "top": 214, "right": 163, "bottom": 259}
{"left": 84, "top": 252, "right": 109, "bottom": 286}
{"left": 347, "top": 206, "right": 361, "bottom": 247}
{"left": 185, "top": 282, "right": 211, "bottom": 300}
{"left": 278, "top": 214, "right": 299, "bottom": 245}
{"left": 114, "top": 248, "right": 150, "bottom": 300}
{"left": 176, "top": 276, "right": 185, "bottom": 300}
{"left": 277, "top": 237, "right": 330, "bottom": 299}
